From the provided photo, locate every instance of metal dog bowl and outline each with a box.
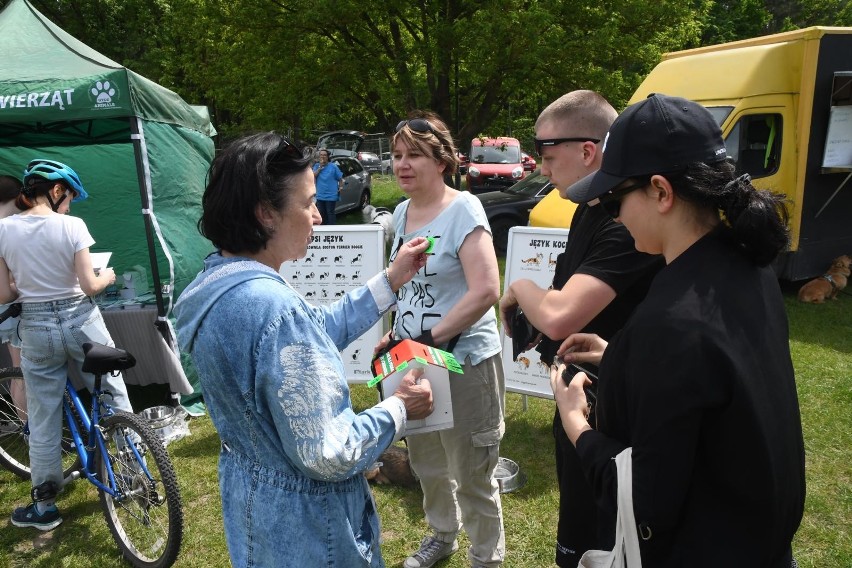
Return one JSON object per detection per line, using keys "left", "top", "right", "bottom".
{"left": 139, "top": 405, "right": 190, "bottom": 446}
{"left": 495, "top": 457, "right": 527, "bottom": 493}
{"left": 141, "top": 405, "right": 175, "bottom": 424}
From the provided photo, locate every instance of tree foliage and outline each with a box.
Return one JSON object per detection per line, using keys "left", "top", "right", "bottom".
{"left": 6, "top": 0, "right": 850, "bottom": 146}
{"left": 700, "top": 0, "right": 772, "bottom": 45}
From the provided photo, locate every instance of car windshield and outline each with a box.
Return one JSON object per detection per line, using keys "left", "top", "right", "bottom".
{"left": 471, "top": 145, "right": 521, "bottom": 164}
{"left": 504, "top": 170, "right": 550, "bottom": 196}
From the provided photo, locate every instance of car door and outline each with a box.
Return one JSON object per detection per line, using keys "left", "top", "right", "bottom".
{"left": 333, "top": 158, "right": 355, "bottom": 213}
{"left": 334, "top": 158, "right": 365, "bottom": 212}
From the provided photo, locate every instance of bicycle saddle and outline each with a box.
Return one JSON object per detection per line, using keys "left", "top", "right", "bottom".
{"left": 81, "top": 342, "right": 137, "bottom": 374}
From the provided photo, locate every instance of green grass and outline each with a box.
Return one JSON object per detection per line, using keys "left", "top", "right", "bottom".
{"left": 370, "top": 174, "right": 407, "bottom": 210}
{"left": 336, "top": 174, "right": 405, "bottom": 227}
{"left": 0, "top": 261, "right": 849, "bottom": 566}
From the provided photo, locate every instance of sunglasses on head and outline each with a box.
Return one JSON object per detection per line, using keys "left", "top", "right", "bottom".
{"left": 278, "top": 138, "right": 306, "bottom": 160}
{"left": 534, "top": 137, "right": 601, "bottom": 156}
{"left": 396, "top": 118, "right": 435, "bottom": 134}
{"left": 594, "top": 180, "right": 649, "bottom": 219}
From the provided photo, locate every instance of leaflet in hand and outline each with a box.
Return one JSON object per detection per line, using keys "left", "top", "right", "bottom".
{"left": 91, "top": 252, "right": 113, "bottom": 272}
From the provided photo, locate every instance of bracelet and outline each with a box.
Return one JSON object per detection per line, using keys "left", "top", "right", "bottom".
{"left": 382, "top": 268, "right": 393, "bottom": 292}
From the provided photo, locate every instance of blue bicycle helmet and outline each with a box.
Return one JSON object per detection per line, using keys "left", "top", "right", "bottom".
{"left": 23, "top": 159, "right": 88, "bottom": 202}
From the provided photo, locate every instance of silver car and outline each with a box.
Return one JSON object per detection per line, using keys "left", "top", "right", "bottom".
{"left": 333, "top": 156, "right": 372, "bottom": 214}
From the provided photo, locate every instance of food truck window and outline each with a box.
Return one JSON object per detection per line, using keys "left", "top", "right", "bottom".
{"left": 726, "top": 114, "right": 782, "bottom": 179}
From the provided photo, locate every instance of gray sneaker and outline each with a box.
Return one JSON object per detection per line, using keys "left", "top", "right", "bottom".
{"left": 404, "top": 536, "right": 459, "bottom": 568}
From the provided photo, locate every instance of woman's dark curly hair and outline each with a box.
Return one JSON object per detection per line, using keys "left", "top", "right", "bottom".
{"left": 199, "top": 132, "right": 314, "bottom": 254}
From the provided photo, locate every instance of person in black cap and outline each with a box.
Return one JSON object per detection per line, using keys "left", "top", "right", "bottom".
{"left": 498, "top": 90, "right": 663, "bottom": 567}
{"left": 551, "top": 94, "right": 805, "bottom": 566}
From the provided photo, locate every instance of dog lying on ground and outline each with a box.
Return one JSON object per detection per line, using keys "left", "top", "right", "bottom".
{"left": 365, "top": 444, "right": 419, "bottom": 488}
{"left": 797, "top": 255, "right": 851, "bottom": 303}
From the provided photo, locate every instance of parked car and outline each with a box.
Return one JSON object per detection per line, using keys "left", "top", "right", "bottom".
{"left": 381, "top": 152, "right": 393, "bottom": 174}
{"left": 332, "top": 156, "right": 372, "bottom": 214}
{"left": 466, "top": 137, "right": 526, "bottom": 193}
{"left": 357, "top": 151, "right": 382, "bottom": 173}
{"left": 474, "top": 169, "right": 554, "bottom": 255}
{"left": 317, "top": 130, "right": 363, "bottom": 158}
{"left": 521, "top": 152, "right": 537, "bottom": 172}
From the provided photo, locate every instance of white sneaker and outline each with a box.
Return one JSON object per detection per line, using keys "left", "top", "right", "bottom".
{"left": 403, "top": 535, "right": 459, "bottom": 568}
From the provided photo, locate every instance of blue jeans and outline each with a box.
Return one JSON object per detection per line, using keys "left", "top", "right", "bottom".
{"left": 19, "top": 296, "right": 133, "bottom": 489}
{"left": 317, "top": 199, "right": 337, "bottom": 225}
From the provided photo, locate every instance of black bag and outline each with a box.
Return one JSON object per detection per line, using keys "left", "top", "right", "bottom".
{"left": 511, "top": 308, "right": 539, "bottom": 361}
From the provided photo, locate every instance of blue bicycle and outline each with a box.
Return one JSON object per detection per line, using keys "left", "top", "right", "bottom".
{"left": 0, "top": 305, "right": 183, "bottom": 567}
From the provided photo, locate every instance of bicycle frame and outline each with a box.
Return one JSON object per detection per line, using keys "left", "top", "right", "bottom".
{"left": 62, "top": 376, "right": 153, "bottom": 498}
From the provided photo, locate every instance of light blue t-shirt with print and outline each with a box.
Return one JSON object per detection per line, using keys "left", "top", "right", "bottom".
{"left": 389, "top": 191, "right": 501, "bottom": 365}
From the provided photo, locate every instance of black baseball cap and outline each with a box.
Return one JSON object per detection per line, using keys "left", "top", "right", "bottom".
{"left": 567, "top": 94, "right": 728, "bottom": 203}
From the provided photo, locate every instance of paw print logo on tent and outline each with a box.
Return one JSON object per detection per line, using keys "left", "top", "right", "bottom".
{"left": 91, "top": 81, "right": 116, "bottom": 105}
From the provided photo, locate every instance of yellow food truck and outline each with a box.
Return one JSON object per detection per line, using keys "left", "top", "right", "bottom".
{"left": 530, "top": 27, "right": 852, "bottom": 280}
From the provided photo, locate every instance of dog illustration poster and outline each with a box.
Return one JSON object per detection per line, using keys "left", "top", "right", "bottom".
{"left": 502, "top": 226, "right": 571, "bottom": 398}
{"left": 279, "top": 225, "right": 386, "bottom": 383}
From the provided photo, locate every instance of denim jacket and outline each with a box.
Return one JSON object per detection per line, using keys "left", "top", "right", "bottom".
{"left": 175, "top": 253, "right": 406, "bottom": 567}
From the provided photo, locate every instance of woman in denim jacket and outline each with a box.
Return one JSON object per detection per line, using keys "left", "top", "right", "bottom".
{"left": 174, "top": 132, "right": 434, "bottom": 568}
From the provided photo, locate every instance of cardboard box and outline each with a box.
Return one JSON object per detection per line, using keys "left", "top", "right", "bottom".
{"left": 370, "top": 339, "right": 463, "bottom": 434}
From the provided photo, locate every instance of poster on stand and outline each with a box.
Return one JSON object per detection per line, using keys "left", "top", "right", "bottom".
{"left": 502, "top": 226, "right": 570, "bottom": 398}
{"left": 279, "top": 225, "right": 386, "bottom": 383}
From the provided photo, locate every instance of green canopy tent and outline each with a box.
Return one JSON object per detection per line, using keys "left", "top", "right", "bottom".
{"left": 0, "top": 0, "right": 215, "bottom": 403}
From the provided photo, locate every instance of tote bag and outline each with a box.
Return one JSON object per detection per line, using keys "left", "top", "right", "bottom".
{"left": 578, "top": 447, "right": 643, "bottom": 568}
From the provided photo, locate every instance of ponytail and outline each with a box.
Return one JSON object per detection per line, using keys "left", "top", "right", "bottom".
{"left": 16, "top": 178, "right": 60, "bottom": 211}
{"left": 672, "top": 162, "right": 790, "bottom": 266}
{"left": 15, "top": 190, "right": 35, "bottom": 211}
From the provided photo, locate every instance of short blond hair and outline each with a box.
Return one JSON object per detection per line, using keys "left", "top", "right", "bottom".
{"left": 536, "top": 90, "right": 617, "bottom": 140}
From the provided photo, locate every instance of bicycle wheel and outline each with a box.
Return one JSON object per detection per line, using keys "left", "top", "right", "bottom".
{"left": 97, "top": 410, "right": 182, "bottom": 568}
{"left": 0, "top": 368, "right": 81, "bottom": 480}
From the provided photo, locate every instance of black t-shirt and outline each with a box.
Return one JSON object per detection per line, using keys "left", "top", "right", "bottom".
{"left": 536, "top": 203, "right": 663, "bottom": 363}
{"left": 576, "top": 232, "right": 805, "bottom": 566}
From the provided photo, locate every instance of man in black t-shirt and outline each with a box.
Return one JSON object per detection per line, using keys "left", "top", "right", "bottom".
{"left": 499, "top": 90, "right": 663, "bottom": 567}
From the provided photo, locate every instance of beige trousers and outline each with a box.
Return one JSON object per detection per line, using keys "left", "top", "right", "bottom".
{"left": 407, "top": 353, "right": 506, "bottom": 567}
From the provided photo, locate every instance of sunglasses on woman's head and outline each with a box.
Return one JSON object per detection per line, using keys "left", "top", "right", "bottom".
{"left": 396, "top": 118, "right": 435, "bottom": 134}
{"left": 278, "top": 138, "right": 306, "bottom": 160}
{"left": 594, "top": 180, "right": 648, "bottom": 219}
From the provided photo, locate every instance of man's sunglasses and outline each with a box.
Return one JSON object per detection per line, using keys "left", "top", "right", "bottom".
{"left": 534, "top": 137, "right": 601, "bottom": 156}
{"left": 396, "top": 118, "right": 435, "bottom": 134}
{"left": 593, "top": 180, "right": 648, "bottom": 219}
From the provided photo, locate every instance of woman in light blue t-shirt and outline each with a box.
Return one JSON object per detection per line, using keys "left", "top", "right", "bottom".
{"left": 312, "top": 148, "right": 343, "bottom": 225}
{"left": 382, "top": 112, "right": 506, "bottom": 568}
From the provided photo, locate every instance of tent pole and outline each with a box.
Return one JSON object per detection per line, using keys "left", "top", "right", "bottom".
{"left": 129, "top": 117, "right": 167, "bottom": 330}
